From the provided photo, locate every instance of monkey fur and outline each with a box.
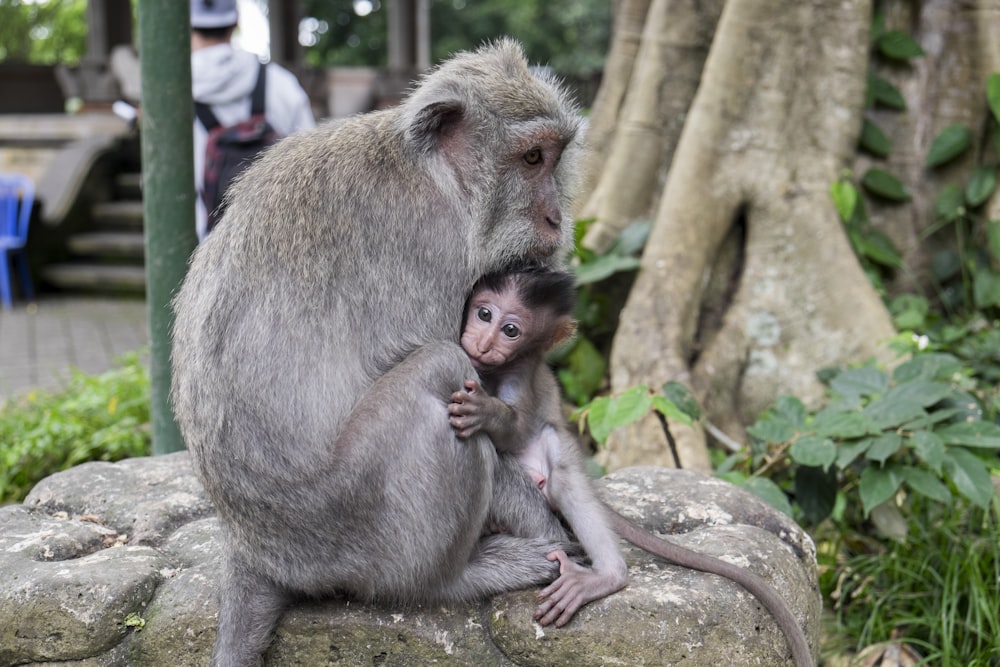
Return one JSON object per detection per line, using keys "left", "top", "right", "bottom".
{"left": 172, "top": 40, "right": 584, "bottom": 667}
{"left": 448, "top": 269, "right": 814, "bottom": 667}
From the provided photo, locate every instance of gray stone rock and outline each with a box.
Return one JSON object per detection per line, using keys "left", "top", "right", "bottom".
{"left": 0, "top": 454, "right": 819, "bottom": 666}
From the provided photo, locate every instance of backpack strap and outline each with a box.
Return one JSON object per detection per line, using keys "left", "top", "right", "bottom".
{"left": 194, "top": 99, "right": 220, "bottom": 132}
{"left": 250, "top": 62, "right": 266, "bottom": 115}
{"left": 194, "top": 62, "right": 268, "bottom": 130}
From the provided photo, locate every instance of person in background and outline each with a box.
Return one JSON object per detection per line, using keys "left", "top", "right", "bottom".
{"left": 190, "top": 0, "right": 315, "bottom": 240}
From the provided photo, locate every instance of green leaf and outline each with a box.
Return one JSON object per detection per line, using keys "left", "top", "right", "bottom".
{"left": 773, "top": 395, "right": 807, "bottom": 429}
{"left": 789, "top": 435, "right": 837, "bottom": 469}
{"left": 926, "top": 125, "right": 972, "bottom": 168}
{"left": 607, "top": 386, "right": 653, "bottom": 429}
{"left": 813, "top": 408, "right": 881, "bottom": 439}
{"left": 863, "top": 397, "right": 927, "bottom": 430}
{"left": 583, "top": 396, "right": 612, "bottom": 444}
{"left": 747, "top": 416, "right": 796, "bottom": 444}
{"left": 859, "top": 118, "right": 891, "bottom": 157}
{"left": 574, "top": 253, "right": 641, "bottom": 285}
{"left": 973, "top": 267, "right": 1000, "bottom": 309}
{"left": 651, "top": 395, "right": 693, "bottom": 426}
{"left": 868, "top": 73, "right": 907, "bottom": 110}
{"left": 987, "top": 73, "right": 1000, "bottom": 125}
{"left": 965, "top": 166, "right": 997, "bottom": 207}
{"left": 738, "top": 476, "right": 794, "bottom": 517}
{"left": 660, "top": 381, "right": 701, "bottom": 420}
{"left": 609, "top": 219, "right": 652, "bottom": 256}
{"left": 892, "top": 353, "right": 963, "bottom": 382}
{"left": 557, "top": 337, "right": 606, "bottom": 405}
{"left": 901, "top": 407, "right": 963, "bottom": 432}
{"left": 830, "top": 179, "right": 859, "bottom": 223}
{"left": 862, "top": 168, "right": 910, "bottom": 201}
{"left": 935, "top": 421, "right": 1000, "bottom": 448}
{"left": 876, "top": 30, "right": 925, "bottom": 60}
{"left": 883, "top": 380, "right": 951, "bottom": 408}
{"left": 988, "top": 220, "right": 1000, "bottom": 263}
{"left": 794, "top": 465, "right": 838, "bottom": 524}
{"left": 829, "top": 366, "right": 889, "bottom": 399}
{"left": 865, "top": 433, "right": 904, "bottom": 463}
{"left": 934, "top": 184, "right": 965, "bottom": 222}
{"left": 910, "top": 430, "right": 946, "bottom": 473}
{"left": 855, "top": 230, "right": 902, "bottom": 268}
{"left": 888, "top": 294, "right": 929, "bottom": 330}
{"left": 837, "top": 437, "right": 874, "bottom": 468}
{"left": 860, "top": 465, "right": 903, "bottom": 516}
{"left": 943, "top": 447, "right": 994, "bottom": 508}
{"left": 901, "top": 467, "right": 951, "bottom": 503}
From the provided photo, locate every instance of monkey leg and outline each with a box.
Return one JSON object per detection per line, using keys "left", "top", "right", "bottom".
{"left": 488, "top": 454, "right": 569, "bottom": 541}
{"left": 437, "top": 533, "right": 573, "bottom": 602}
{"left": 211, "top": 549, "right": 289, "bottom": 667}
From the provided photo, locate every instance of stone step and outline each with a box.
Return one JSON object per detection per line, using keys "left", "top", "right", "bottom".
{"left": 66, "top": 231, "right": 145, "bottom": 259}
{"left": 41, "top": 263, "right": 146, "bottom": 293}
{"left": 91, "top": 200, "right": 144, "bottom": 229}
{"left": 115, "top": 172, "right": 142, "bottom": 200}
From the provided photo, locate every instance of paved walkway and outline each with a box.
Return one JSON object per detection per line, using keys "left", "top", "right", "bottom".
{"left": 0, "top": 297, "right": 149, "bottom": 403}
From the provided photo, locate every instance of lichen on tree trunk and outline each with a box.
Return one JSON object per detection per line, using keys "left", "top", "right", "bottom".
{"left": 585, "top": 0, "right": 897, "bottom": 471}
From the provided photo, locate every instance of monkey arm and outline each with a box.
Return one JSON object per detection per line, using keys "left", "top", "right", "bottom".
{"left": 447, "top": 379, "right": 531, "bottom": 454}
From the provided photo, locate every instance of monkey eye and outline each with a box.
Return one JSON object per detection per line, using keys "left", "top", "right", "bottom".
{"left": 501, "top": 323, "right": 521, "bottom": 339}
{"left": 523, "top": 148, "right": 543, "bottom": 165}
{"left": 476, "top": 307, "right": 492, "bottom": 323}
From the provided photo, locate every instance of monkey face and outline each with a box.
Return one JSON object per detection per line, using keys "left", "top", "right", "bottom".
{"left": 460, "top": 286, "right": 536, "bottom": 371}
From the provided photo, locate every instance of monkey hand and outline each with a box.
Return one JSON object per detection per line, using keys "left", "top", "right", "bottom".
{"left": 448, "top": 380, "right": 490, "bottom": 438}
{"left": 534, "top": 550, "right": 624, "bottom": 628}
{"left": 448, "top": 382, "right": 484, "bottom": 438}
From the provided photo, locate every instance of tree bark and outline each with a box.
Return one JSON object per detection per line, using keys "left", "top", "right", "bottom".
{"left": 861, "top": 0, "right": 1000, "bottom": 295}
{"left": 579, "top": 0, "right": 723, "bottom": 251}
{"left": 591, "top": 0, "right": 897, "bottom": 471}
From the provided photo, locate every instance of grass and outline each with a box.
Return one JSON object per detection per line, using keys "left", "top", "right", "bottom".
{"left": 832, "top": 495, "right": 1000, "bottom": 666}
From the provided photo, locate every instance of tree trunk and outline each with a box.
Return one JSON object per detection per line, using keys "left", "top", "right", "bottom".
{"left": 587, "top": 0, "right": 897, "bottom": 471}
{"left": 860, "top": 0, "right": 1000, "bottom": 296}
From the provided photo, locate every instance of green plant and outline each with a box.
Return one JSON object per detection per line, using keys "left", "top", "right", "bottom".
{"left": 552, "top": 217, "right": 649, "bottom": 406}
{"left": 833, "top": 495, "right": 1000, "bottom": 665}
{"left": 572, "top": 382, "right": 700, "bottom": 467}
{"left": 736, "top": 353, "right": 999, "bottom": 527}
{"left": 0, "top": 353, "right": 151, "bottom": 504}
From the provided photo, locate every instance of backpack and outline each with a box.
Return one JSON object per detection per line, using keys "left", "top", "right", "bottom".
{"left": 195, "top": 62, "right": 280, "bottom": 234}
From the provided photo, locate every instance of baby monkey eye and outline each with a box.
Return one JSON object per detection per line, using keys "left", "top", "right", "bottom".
{"left": 476, "top": 307, "right": 492, "bottom": 322}
{"left": 523, "top": 148, "right": 543, "bottom": 165}
{"left": 501, "top": 323, "right": 521, "bottom": 338}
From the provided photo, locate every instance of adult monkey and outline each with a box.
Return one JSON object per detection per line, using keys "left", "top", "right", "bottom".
{"left": 171, "top": 40, "right": 583, "bottom": 666}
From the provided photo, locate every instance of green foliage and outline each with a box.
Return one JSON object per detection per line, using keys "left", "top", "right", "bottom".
{"left": 551, "top": 218, "right": 648, "bottom": 405}
{"left": 926, "top": 124, "right": 973, "bottom": 168}
{"left": 301, "top": 0, "right": 611, "bottom": 84}
{"left": 573, "top": 383, "right": 697, "bottom": 447}
{"left": 833, "top": 497, "right": 1000, "bottom": 665}
{"left": 0, "top": 354, "right": 151, "bottom": 504}
{"left": 744, "top": 355, "right": 998, "bottom": 525}
{"left": 0, "top": 0, "right": 87, "bottom": 64}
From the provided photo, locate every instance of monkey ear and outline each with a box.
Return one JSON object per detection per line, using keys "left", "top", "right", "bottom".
{"left": 408, "top": 100, "right": 466, "bottom": 154}
{"left": 550, "top": 317, "right": 578, "bottom": 350}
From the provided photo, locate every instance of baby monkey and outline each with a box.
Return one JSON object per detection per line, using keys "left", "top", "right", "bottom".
{"left": 448, "top": 270, "right": 814, "bottom": 667}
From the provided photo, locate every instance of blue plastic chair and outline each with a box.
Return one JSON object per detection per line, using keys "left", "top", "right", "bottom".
{"left": 0, "top": 172, "right": 35, "bottom": 310}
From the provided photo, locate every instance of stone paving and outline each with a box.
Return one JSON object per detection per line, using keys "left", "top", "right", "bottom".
{"left": 0, "top": 296, "right": 148, "bottom": 403}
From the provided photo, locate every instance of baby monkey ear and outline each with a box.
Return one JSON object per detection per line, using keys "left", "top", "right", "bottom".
{"left": 550, "top": 316, "right": 578, "bottom": 350}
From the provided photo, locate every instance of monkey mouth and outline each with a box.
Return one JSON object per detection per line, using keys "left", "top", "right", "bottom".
{"left": 467, "top": 355, "right": 498, "bottom": 372}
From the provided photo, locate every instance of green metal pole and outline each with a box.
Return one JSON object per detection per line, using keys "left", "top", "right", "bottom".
{"left": 138, "top": 0, "right": 198, "bottom": 454}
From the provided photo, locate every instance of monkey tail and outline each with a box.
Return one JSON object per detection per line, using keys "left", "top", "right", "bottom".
{"left": 605, "top": 509, "right": 814, "bottom": 667}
